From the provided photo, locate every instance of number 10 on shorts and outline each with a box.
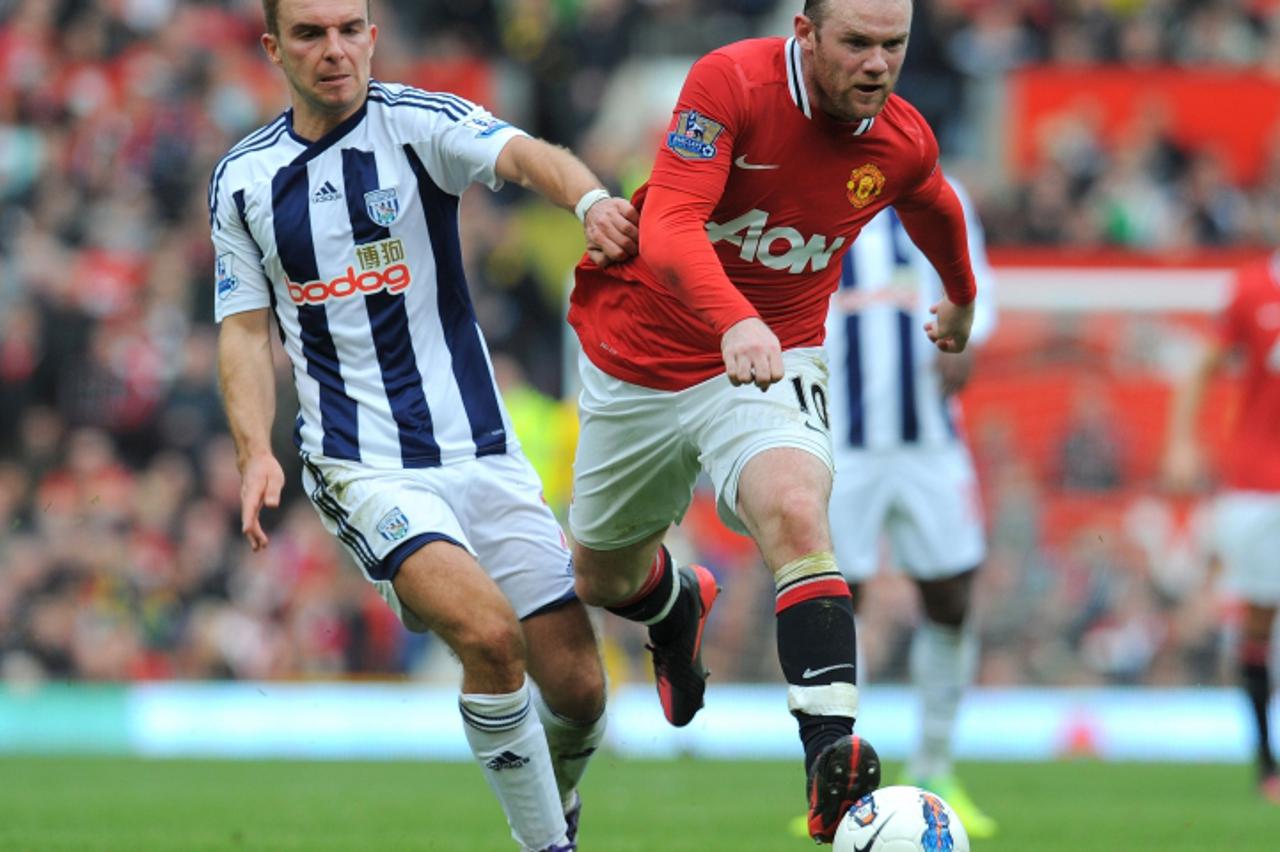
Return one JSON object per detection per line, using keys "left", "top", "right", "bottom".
{"left": 791, "top": 375, "right": 829, "bottom": 431}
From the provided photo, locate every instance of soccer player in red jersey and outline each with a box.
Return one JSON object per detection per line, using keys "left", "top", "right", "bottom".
{"left": 1165, "top": 254, "right": 1280, "bottom": 804}
{"left": 564, "top": 0, "right": 977, "bottom": 841}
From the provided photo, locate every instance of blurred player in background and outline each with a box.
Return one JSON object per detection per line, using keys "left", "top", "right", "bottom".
{"left": 210, "top": 1, "right": 638, "bottom": 848}
{"left": 1164, "top": 253, "right": 1280, "bottom": 804}
{"left": 819, "top": 180, "right": 998, "bottom": 836}
{"left": 564, "top": 0, "right": 978, "bottom": 842}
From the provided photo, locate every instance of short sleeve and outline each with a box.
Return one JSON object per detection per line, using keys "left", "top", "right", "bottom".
{"left": 406, "top": 101, "right": 528, "bottom": 196}
{"left": 209, "top": 177, "right": 272, "bottom": 322}
{"left": 646, "top": 50, "right": 746, "bottom": 201}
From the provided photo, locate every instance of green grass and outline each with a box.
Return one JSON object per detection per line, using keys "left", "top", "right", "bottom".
{"left": 0, "top": 756, "right": 1274, "bottom": 850}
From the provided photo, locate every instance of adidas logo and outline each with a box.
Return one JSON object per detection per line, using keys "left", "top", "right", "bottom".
{"left": 312, "top": 180, "right": 343, "bottom": 203}
{"left": 484, "top": 750, "right": 530, "bottom": 772}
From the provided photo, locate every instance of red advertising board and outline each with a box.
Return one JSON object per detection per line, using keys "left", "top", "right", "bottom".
{"left": 1009, "top": 67, "right": 1280, "bottom": 184}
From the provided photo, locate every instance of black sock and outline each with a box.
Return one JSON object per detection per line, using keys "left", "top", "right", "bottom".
{"left": 1242, "top": 658, "right": 1276, "bottom": 778}
{"left": 776, "top": 591, "right": 858, "bottom": 774}
{"left": 795, "top": 713, "right": 854, "bottom": 777}
{"left": 606, "top": 547, "right": 688, "bottom": 643}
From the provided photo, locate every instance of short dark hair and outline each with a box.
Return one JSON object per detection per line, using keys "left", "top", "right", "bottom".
{"left": 804, "top": 0, "right": 829, "bottom": 27}
{"left": 262, "top": 0, "right": 371, "bottom": 35}
{"left": 262, "top": 0, "right": 282, "bottom": 34}
{"left": 806, "top": 0, "right": 913, "bottom": 28}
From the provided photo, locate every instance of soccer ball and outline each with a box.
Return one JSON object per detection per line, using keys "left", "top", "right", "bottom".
{"left": 832, "top": 785, "right": 970, "bottom": 852}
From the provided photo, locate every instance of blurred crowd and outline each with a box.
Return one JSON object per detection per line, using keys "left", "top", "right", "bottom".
{"left": 0, "top": 0, "right": 1271, "bottom": 687}
{"left": 919, "top": 0, "right": 1280, "bottom": 249}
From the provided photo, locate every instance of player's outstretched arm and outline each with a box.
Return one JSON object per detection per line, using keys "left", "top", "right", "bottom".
{"left": 898, "top": 179, "right": 977, "bottom": 323}
{"left": 925, "top": 296, "right": 974, "bottom": 353}
{"left": 493, "top": 135, "right": 638, "bottom": 266}
{"left": 218, "top": 309, "right": 285, "bottom": 551}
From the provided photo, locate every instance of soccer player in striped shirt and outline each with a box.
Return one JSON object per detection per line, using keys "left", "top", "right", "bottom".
{"left": 822, "top": 180, "right": 998, "bottom": 836}
{"left": 209, "top": 2, "right": 637, "bottom": 848}
{"left": 565, "top": 0, "right": 977, "bottom": 842}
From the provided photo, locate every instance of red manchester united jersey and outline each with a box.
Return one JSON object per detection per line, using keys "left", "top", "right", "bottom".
{"left": 568, "top": 37, "right": 971, "bottom": 390}
{"left": 1218, "top": 254, "right": 1280, "bottom": 491}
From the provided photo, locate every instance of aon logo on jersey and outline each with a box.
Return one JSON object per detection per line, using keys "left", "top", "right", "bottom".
{"left": 706, "top": 209, "right": 845, "bottom": 274}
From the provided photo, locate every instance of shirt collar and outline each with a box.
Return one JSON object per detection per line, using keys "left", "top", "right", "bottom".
{"left": 785, "top": 36, "right": 876, "bottom": 136}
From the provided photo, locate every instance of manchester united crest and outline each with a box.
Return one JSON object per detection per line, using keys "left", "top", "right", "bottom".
{"left": 846, "top": 163, "right": 886, "bottom": 208}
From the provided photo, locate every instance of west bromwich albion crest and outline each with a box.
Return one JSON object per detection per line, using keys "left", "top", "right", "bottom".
{"left": 376, "top": 507, "right": 410, "bottom": 542}
{"left": 364, "top": 188, "right": 400, "bottom": 227}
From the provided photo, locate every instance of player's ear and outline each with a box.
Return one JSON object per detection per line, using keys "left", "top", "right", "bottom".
{"left": 262, "top": 32, "right": 282, "bottom": 67}
{"left": 794, "top": 13, "right": 816, "bottom": 50}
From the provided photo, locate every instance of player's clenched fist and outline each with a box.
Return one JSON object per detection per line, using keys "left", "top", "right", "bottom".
{"left": 721, "top": 316, "right": 784, "bottom": 390}
{"left": 584, "top": 197, "right": 639, "bottom": 267}
{"left": 925, "top": 297, "right": 974, "bottom": 354}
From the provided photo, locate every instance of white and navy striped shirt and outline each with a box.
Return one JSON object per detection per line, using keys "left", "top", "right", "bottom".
{"left": 210, "top": 81, "right": 526, "bottom": 468}
{"left": 824, "top": 181, "right": 997, "bottom": 452}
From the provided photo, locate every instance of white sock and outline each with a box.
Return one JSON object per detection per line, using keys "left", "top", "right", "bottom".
{"left": 907, "top": 619, "right": 978, "bottom": 781}
{"left": 532, "top": 686, "right": 607, "bottom": 810}
{"left": 459, "top": 680, "right": 568, "bottom": 851}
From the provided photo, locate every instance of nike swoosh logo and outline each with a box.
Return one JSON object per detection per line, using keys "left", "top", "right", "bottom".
{"left": 852, "top": 813, "right": 894, "bottom": 852}
{"left": 734, "top": 154, "right": 779, "bottom": 170}
{"left": 802, "top": 663, "right": 855, "bottom": 679}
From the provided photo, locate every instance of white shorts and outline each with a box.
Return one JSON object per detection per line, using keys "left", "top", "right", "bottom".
{"left": 300, "top": 449, "right": 575, "bottom": 631}
{"left": 829, "top": 443, "right": 985, "bottom": 582}
{"left": 1214, "top": 491, "right": 1280, "bottom": 605}
{"left": 569, "top": 347, "right": 833, "bottom": 548}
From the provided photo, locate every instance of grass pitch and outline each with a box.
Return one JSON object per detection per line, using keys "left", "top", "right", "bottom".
{"left": 1, "top": 756, "right": 1274, "bottom": 850}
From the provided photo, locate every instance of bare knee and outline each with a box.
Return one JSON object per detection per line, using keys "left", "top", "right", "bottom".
{"left": 737, "top": 449, "right": 833, "bottom": 566}
{"left": 452, "top": 613, "right": 527, "bottom": 688}
{"left": 525, "top": 602, "right": 607, "bottom": 720}
{"left": 919, "top": 569, "right": 977, "bottom": 629}
{"left": 755, "top": 484, "right": 829, "bottom": 560}
{"left": 546, "top": 663, "right": 607, "bottom": 722}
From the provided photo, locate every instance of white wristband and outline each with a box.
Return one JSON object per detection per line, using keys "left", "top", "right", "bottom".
{"left": 574, "top": 188, "right": 611, "bottom": 223}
